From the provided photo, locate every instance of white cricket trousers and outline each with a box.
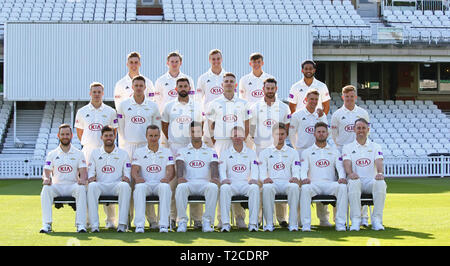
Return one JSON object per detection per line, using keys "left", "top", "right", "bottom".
{"left": 262, "top": 182, "right": 300, "bottom": 227}
{"left": 87, "top": 181, "right": 131, "bottom": 228}
{"left": 168, "top": 142, "right": 203, "bottom": 222}
{"left": 120, "top": 141, "right": 158, "bottom": 224}
{"left": 83, "top": 144, "right": 116, "bottom": 225}
{"left": 300, "top": 181, "right": 348, "bottom": 227}
{"left": 348, "top": 178, "right": 387, "bottom": 225}
{"left": 134, "top": 182, "right": 172, "bottom": 228}
{"left": 220, "top": 183, "right": 260, "bottom": 226}
{"left": 175, "top": 182, "right": 218, "bottom": 224}
{"left": 41, "top": 183, "right": 87, "bottom": 227}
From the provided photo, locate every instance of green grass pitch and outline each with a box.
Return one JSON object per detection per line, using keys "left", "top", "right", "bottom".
{"left": 0, "top": 178, "right": 449, "bottom": 246}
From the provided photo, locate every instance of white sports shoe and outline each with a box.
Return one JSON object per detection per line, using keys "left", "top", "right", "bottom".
{"left": 77, "top": 225, "right": 87, "bottom": 233}
{"left": 177, "top": 222, "right": 187, "bottom": 233}
{"left": 221, "top": 223, "right": 231, "bottom": 232}
{"left": 248, "top": 224, "right": 258, "bottom": 232}
{"left": 372, "top": 222, "right": 385, "bottom": 231}
{"left": 288, "top": 225, "right": 299, "bottom": 232}
{"left": 302, "top": 225, "right": 311, "bottom": 232}
{"left": 105, "top": 221, "right": 116, "bottom": 229}
{"left": 236, "top": 217, "right": 247, "bottom": 229}
{"left": 202, "top": 220, "right": 214, "bottom": 232}
{"left": 91, "top": 227, "right": 99, "bottom": 233}
{"left": 159, "top": 226, "right": 169, "bottom": 233}
{"left": 336, "top": 224, "right": 346, "bottom": 232}
{"left": 117, "top": 224, "right": 127, "bottom": 233}
{"left": 40, "top": 224, "right": 52, "bottom": 233}
{"left": 263, "top": 224, "right": 274, "bottom": 232}
{"left": 361, "top": 217, "right": 369, "bottom": 227}
{"left": 135, "top": 226, "right": 145, "bottom": 233}
{"left": 350, "top": 223, "right": 360, "bottom": 231}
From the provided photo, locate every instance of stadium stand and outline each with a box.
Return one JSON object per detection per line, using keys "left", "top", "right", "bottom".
{"left": 0, "top": 99, "right": 13, "bottom": 148}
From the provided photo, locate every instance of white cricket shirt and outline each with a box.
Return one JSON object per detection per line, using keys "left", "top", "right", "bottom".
{"left": 219, "top": 145, "right": 259, "bottom": 183}
{"left": 88, "top": 146, "right": 131, "bottom": 183}
{"left": 117, "top": 97, "right": 161, "bottom": 143}
{"left": 75, "top": 103, "right": 118, "bottom": 147}
{"left": 289, "top": 107, "right": 328, "bottom": 150}
{"left": 250, "top": 99, "right": 291, "bottom": 147}
{"left": 44, "top": 145, "right": 87, "bottom": 185}
{"left": 206, "top": 95, "right": 251, "bottom": 140}
{"left": 342, "top": 139, "right": 383, "bottom": 181}
{"left": 300, "top": 144, "right": 345, "bottom": 182}
{"left": 161, "top": 98, "right": 205, "bottom": 145}
{"left": 288, "top": 77, "right": 331, "bottom": 111}
{"left": 258, "top": 144, "right": 301, "bottom": 182}
{"left": 331, "top": 105, "right": 370, "bottom": 147}
{"left": 114, "top": 74, "right": 155, "bottom": 109}
{"left": 132, "top": 145, "right": 175, "bottom": 184}
{"left": 154, "top": 71, "right": 195, "bottom": 111}
{"left": 239, "top": 71, "right": 274, "bottom": 103}
{"left": 176, "top": 143, "right": 219, "bottom": 183}
{"left": 196, "top": 68, "right": 226, "bottom": 108}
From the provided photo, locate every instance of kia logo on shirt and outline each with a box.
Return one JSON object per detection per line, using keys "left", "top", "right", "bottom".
{"left": 88, "top": 123, "right": 103, "bottom": 131}
{"left": 263, "top": 119, "right": 276, "bottom": 127}
{"left": 305, "top": 126, "right": 315, "bottom": 134}
{"left": 176, "top": 116, "right": 192, "bottom": 124}
{"left": 102, "top": 165, "right": 115, "bottom": 173}
{"left": 345, "top": 124, "right": 354, "bottom": 132}
{"left": 356, "top": 158, "right": 371, "bottom": 167}
{"left": 251, "top": 90, "right": 264, "bottom": 98}
{"left": 58, "top": 165, "right": 73, "bottom": 173}
{"left": 210, "top": 87, "right": 224, "bottom": 95}
{"left": 131, "top": 116, "right": 146, "bottom": 124}
{"left": 232, "top": 164, "right": 247, "bottom": 173}
{"left": 189, "top": 160, "right": 205, "bottom": 168}
{"left": 168, "top": 89, "right": 178, "bottom": 97}
{"left": 147, "top": 165, "right": 162, "bottom": 173}
{"left": 273, "top": 162, "right": 285, "bottom": 171}
{"left": 223, "top": 114, "right": 238, "bottom": 123}
{"left": 315, "top": 159, "right": 330, "bottom": 168}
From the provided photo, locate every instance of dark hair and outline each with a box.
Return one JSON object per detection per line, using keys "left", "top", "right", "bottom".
{"left": 301, "top": 60, "right": 316, "bottom": 69}
{"left": 250, "top": 52, "right": 263, "bottom": 61}
{"left": 223, "top": 72, "right": 236, "bottom": 79}
{"left": 314, "top": 122, "right": 328, "bottom": 131}
{"left": 354, "top": 118, "right": 369, "bottom": 126}
{"left": 263, "top": 78, "right": 277, "bottom": 86}
{"left": 146, "top": 124, "right": 160, "bottom": 134}
{"left": 132, "top": 75, "right": 146, "bottom": 85}
{"left": 176, "top": 77, "right": 190, "bottom": 86}
{"left": 101, "top": 125, "right": 114, "bottom": 135}
{"left": 167, "top": 51, "right": 183, "bottom": 62}
{"left": 58, "top": 124, "right": 72, "bottom": 134}
{"left": 272, "top": 122, "right": 287, "bottom": 134}
{"left": 190, "top": 121, "right": 203, "bottom": 129}
{"left": 127, "top": 51, "right": 141, "bottom": 60}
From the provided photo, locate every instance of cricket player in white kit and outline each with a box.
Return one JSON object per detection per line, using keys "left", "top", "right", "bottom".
{"left": 343, "top": 118, "right": 387, "bottom": 231}
{"left": 75, "top": 82, "right": 118, "bottom": 228}
{"left": 288, "top": 60, "right": 330, "bottom": 114}
{"left": 87, "top": 126, "right": 132, "bottom": 233}
{"left": 331, "top": 85, "right": 370, "bottom": 226}
{"left": 175, "top": 122, "right": 220, "bottom": 233}
{"left": 299, "top": 122, "right": 348, "bottom": 232}
{"left": 154, "top": 51, "right": 195, "bottom": 112}
{"left": 259, "top": 123, "right": 301, "bottom": 232}
{"left": 117, "top": 75, "right": 161, "bottom": 225}
{"left": 114, "top": 51, "right": 155, "bottom": 109}
{"left": 238, "top": 53, "right": 274, "bottom": 103}
{"left": 40, "top": 124, "right": 88, "bottom": 233}
{"left": 132, "top": 125, "right": 174, "bottom": 233}
{"left": 161, "top": 77, "right": 205, "bottom": 228}
{"left": 249, "top": 77, "right": 291, "bottom": 228}
{"left": 219, "top": 126, "right": 260, "bottom": 232}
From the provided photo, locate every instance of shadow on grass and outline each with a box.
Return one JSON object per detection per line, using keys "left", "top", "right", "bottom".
{"left": 46, "top": 225, "right": 434, "bottom": 245}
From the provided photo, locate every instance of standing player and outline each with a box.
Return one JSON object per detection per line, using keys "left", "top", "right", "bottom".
{"left": 154, "top": 51, "right": 195, "bottom": 112}
{"left": 331, "top": 85, "right": 370, "bottom": 226}
{"left": 288, "top": 60, "right": 330, "bottom": 114}
{"left": 87, "top": 126, "right": 132, "bottom": 233}
{"left": 259, "top": 123, "right": 301, "bottom": 232}
{"left": 132, "top": 125, "right": 174, "bottom": 233}
{"left": 238, "top": 53, "right": 274, "bottom": 103}
{"left": 75, "top": 82, "right": 118, "bottom": 229}
{"left": 175, "top": 122, "right": 220, "bottom": 233}
{"left": 343, "top": 118, "right": 386, "bottom": 231}
{"left": 117, "top": 75, "right": 161, "bottom": 226}
{"left": 219, "top": 126, "right": 260, "bottom": 232}
{"left": 249, "top": 77, "right": 290, "bottom": 228}
{"left": 161, "top": 77, "right": 205, "bottom": 229}
{"left": 114, "top": 51, "right": 155, "bottom": 109}
{"left": 40, "top": 124, "right": 88, "bottom": 233}
{"left": 299, "top": 122, "right": 348, "bottom": 232}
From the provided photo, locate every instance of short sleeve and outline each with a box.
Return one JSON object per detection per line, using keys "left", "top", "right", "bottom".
{"left": 78, "top": 152, "right": 87, "bottom": 169}
{"left": 288, "top": 85, "right": 298, "bottom": 104}
{"left": 161, "top": 102, "right": 171, "bottom": 123}
{"left": 374, "top": 144, "right": 384, "bottom": 160}
{"left": 74, "top": 110, "right": 84, "bottom": 130}
{"left": 320, "top": 84, "right": 331, "bottom": 103}
{"left": 44, "top": 152, "right": 54, "bottom": 171}
{"left": 167, "top": 149, "right": 175, "bottom": 166}
{"left": 342, "top": 145, "right": 352, "bottom": 161}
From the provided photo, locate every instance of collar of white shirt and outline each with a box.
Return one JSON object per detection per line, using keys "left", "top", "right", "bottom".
{"left": 269, "top": 144, "right": 288, "bottom": 152}
{"left": 301, "top": 107, "right": 316, "bottom": 116}
{"left": 208, "top": 68, "right": 225, "bottom": 77}
{"left": 230, "top": 145, "right": 248, "bottom": 154}
{"left": 300, "top": 77, "right": 318, "bottom": 87}
{"left": 130, "top": 96, "right": 150, "bottom": 106}
{"left": 166, "top": 71, "right": 183, "bottom": 80}
{"left": 250, "top": 71, "right": 267, "bottom": 79}
{"left": 187, "top": 142, "right": 209, "bottom": 150}
{"left": 100, "top": 146, "right": 119, "bottom": 155}
{"left": 88, "top": 102, "right": 105, "bottom": 111}
{"left": 145, "top": 145, "right": 164, "bottom": 154}
{"left": 312, "top": 143, "right": 331, "bottom": 151}
{"left": 220, "top": 94, "right": 238, "bottom": 103}
{"left": 57, "top": 144, "right": 76, "bottom": 154}
{"left": 354, "top": 138, "right": 372, "bottom": 148}
{"left": 343, "top": 104, "right": 359, "bottom": 113}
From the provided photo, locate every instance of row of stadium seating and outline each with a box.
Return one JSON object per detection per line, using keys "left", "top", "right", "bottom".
{"left": 0, "top": 100, "right": 13, "bottom": 144}
{"left": 28, "top": 95, "right": 450, "bottom": 160}
{"left": 0, "top": 0, "right": 137, "bottom": 22}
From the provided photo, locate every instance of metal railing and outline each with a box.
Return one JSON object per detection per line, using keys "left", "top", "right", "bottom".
{"left": 0, "top": 157, "right": 448, "bottom": 179}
